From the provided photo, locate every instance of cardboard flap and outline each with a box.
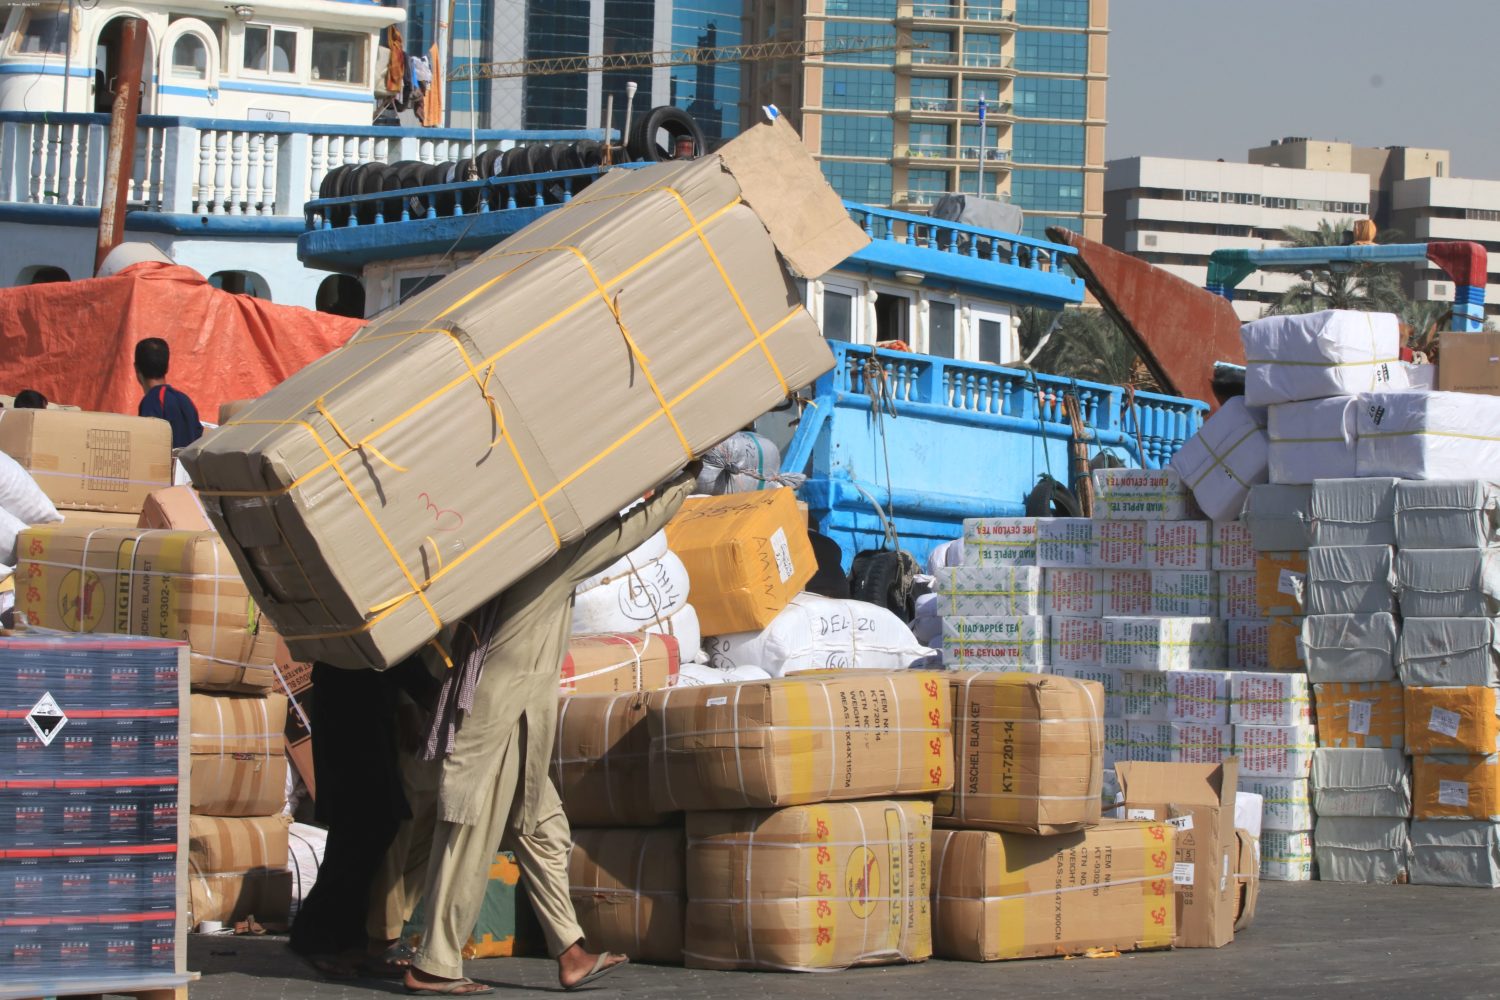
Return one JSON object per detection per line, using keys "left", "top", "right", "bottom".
{"left": 1117, "top": 759, "right": 1238, "bottom": 807}
{"left": 716, "top": 117, "right": 871, "bottom": 279}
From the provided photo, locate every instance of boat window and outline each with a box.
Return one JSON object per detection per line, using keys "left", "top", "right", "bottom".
{"left": 244, "top": 24, "right": 297, "bottom": 74}
{"left": 170, "top": 15, "right": 228, "bottom": 71}
{"left": 13, "top": 6, "right": 67, "bottom": 56}
{"left": 977, "top": 317, "right": 1005, "bottom": 363}
{"left": 171, "top": 34, "right": 208, "bottom": 78}
{"left": 928, "top": 300, "right": 956, "bottom": 358}
{"left": 311, "top": 30, "right": 365, "bottom": 84}
{"left": 822, "top": 289, "right": 854, "bottom": 342}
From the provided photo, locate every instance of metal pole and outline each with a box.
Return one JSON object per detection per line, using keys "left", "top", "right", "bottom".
{"left": 622, "top": 80, "right": 638, "bottom": 154}
{"left": 975, "top": 94, "right": 986, "bottom": 199}
{"left": 94, "top": 16, "right": 146, "bottom": 275}
{"left": 602, "top": 94, "right": 614, "bottom": 165}
{"left": 62, "top": 0, "right": 74, "bottom": 113}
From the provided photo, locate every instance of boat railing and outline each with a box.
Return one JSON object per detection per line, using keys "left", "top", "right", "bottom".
{"left": 302, "top": 166, "right": 605, "bottom": 230}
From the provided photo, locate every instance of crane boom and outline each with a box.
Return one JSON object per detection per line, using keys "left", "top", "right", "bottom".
{"left": 451, "top": 35, "right": 923, "bottom": 82}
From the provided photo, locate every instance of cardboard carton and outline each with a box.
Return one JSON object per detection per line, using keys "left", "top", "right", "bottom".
{"left": 1238, "top": 776, "right": 1311, "bottom": 831}
{"left": 929, "top": 822, "right": 1175, "bottom": 962}
{"left": 1302, "top": 613, "right": 1398, "bottom": 683}
{"left": 1225, "top": 619, "right": 1271, "bottom": 671}
{"left": 1395, "top": 548, "right": 1500, "bottom": 618}
{"left": 1314, "top": 681, "right": 1405, "bottom": 749}
{"left": 404, "top": 852, "right": 544, "bottom": 958}
{"left": 938, "top": 672, "right": 1102, "bottom": 834}
{"left": 137, "top": 486, "right": 213, "bottom": 531}
{"left": 1305, "top": 545, "right": 1396, "bottom": 616}
{"left": 1405, "top": 686, "right": 1500, "bottom": 756}
{"left": 188, "top": 815, "right": 291, "bottom": 873}
{"left": 1413, "top": 754, "right": 1500, "bottom": 821}
{"left": 561, "top": 632, "right": 679, "bottom": 696}
{"left": 1267, "top": 616, "right": 1305, "bottom": 672}
{"left": 1408, "top": 819, "right": 1500, "bottom": 888}
{"left": 1122, "top": 670, "right": 1169, "bottom": 722}
{"left": 1211, "top": 520, "right": 1255, "bottom": 572}
{"left": 0, "top": 409, "right": 173, "bottom": 514}
{"left": 1310, "top": 748, "right": 1411, "bottom": 818}
{"left": 1266, "top": 397, "right": 1358, "bottom": 485}
{"left": 1313, "top": 817, "right": 1408, "bottom": 885}
{"left": 1048, "top": 664, "right": 1123, "bottom": 718}
{"left": 1171, "top": 722, "right": 1234, "bottom": 764}
{"left": 180, "top": 119, "right": 864, "bottom": 669}
{"left": 1394, "top": 479, "right": 1500, "bottom": 550}
{"left": 1101, "top": 569, "right": 1152, "bottom": 616}
{"left": 1243, "top": 484, "right": 1313, "bottom": 552}
{"left": 55, "top": 510, "right": 142, "bottom": 530}
{"left": 190, "top": 869, "right": 293, "bottom": 926}
{"left": 932, "top": 565, "right": 1043, "bottom": 617}
{"left": 1102, "top": 616, "right": 1220, "bottom": 671}
{"left": 273, "top": 639, "right": 315, "bottom": 800}
{"left": 1169, "top": 398, "right": 1268, "bottom": 523}
{"left": 1125, "top": 721, "right": 1175, "bottom": 762}
{"left": 1309, "top": 478, "right": 1397, "bottom": 547}
{"left": 961, "top": 517, "right": 1037, "bottom": 566}
{"left": 1093, "top": 520, "right": 1150, "bottom": 570}
{"left": 553, "top": 691, "right": 671, "bottom": 827}
{"left": 1041, "top": 568, "right": 1105, "bottom": 617}
{"left": 1167, "top": 670, "right": 1229, "bottom": 724}
{"left": 940, "top": 616, "right": 1046, "bottom": 671}
{"left": 1048, "top": 615, "right": 1104, "bottom": 668}
{"left": 1234, "top": 724, "right": 1316, "bottom": 779}
{"left": 1230, "top": 672, "right": 1312, "bottom": 728}
{"left": 1233, "top": 828, "right": 1260, "bottom": 931}
{"left": 1035, "top": 517, "right": 1094, "bottom": 568}
{"left": 1147, "top": 571, "right": 1217, "bottom": 617}
{"left": 1091, "top": 469, "right": 1195, "bottom": 520}
{"left": 1259, "top": 829, "right": 1314, "bottom": 881}
{"left": 217, "top": 399, "right": 257, "bottom": 425}
{"left": 190, "top": 692, "right": 289, "bottom": 816}
{"left": 1254, "top": 551, "right": 1307, "bottom": 618}
{"left": 15, "top": 525, "right": 280, "bottom": 693}
{"left": 1218, "top": 571, "right": 1257, "bottom": 621}
{"left": 665, "top": 489, "right": 814, "bottom": 635}
{"left": 1115, "top": 759, "right": 1239, "bottom": 948}
{"left": 647, "top": 672, "right": 950, "bottom": 812}
{"left": 1104, "top": 718, "right": 1129, "bottom": 768}
{"left": 684, "top": 800, "right": 932, "bottom": 971}
{"left": 568, "top": 828, "right": 686, "bottom": 964}
{"left": 1397, "top": 617, "right": 1500, "bottom": 687}
{"left": 1356, "top": 390, "right": 1500, "bottom": 480}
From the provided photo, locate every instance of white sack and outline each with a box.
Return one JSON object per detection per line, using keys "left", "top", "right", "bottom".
{"left": 1395, "top": 480, "right": 1500, "bottom": 549}
{"left": 0, "top": 504, "right": 25, "bottom": 567}
{"left": 706, "top": 594, "right": 934, "bottom": 676}
{"left": 576, "top": 530, "right": 670, "bottom": 594}
{"left": 1168, "top": 397, "right": 1269, "bottom": 522}
{"left": 1356, "top": 390, "right": 1500, "bottom": 480}
{"left": 676, "top": 661, "right": 773, "bottom": 686}
{"left": 1241, "top": 309, "right": 1406, "bottom": 406}
{"left": 0, "top": 450, "right": 61, "bottom": 527}
{"left": 572, "top": 550, "right": 691, "bottom": 633}
{"left": 1267, "top": 397, "right": 1358, "bottom": 485}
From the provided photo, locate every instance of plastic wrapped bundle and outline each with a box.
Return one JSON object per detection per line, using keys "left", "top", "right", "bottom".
{"left": 1241, "top": 309, "right": 1406, "bottom": 406}
{"left": 705, "top": 594, "right": 934, "bottom": 676}
{"left": 695, "top": 431, "right": 806, "bottom": 495}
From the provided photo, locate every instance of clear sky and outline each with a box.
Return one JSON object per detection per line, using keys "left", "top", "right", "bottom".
{"left": 1107, "top": 0, "right": 1500, "bottom": 180}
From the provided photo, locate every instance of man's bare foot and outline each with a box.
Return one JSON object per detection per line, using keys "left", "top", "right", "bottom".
{"left": 557, "top": 941, "right": 629, "bottom": 991}
{"left": 403, "top": 966, "right": 494, "bottom": 995}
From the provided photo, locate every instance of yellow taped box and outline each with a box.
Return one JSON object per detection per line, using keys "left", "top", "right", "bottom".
{"left": 1255, "top": 552, "right": 1307, "bottom": 618}
{"left": 188, "top": 815, "right": 292, "bottom": 926}
{"left": 15, "top": 525, "right": 281, "bottom": 693}
{"left": 647, "top": 671, "right": 951, "bottom": 811}
{"left": 1314, "top": 681, "right": 1406, "bottom": 749}
{"left": 684, "top": 799, "right": 932, "bottom": 971}
{"left": 179, "top": 117, "right": 866, "bottom": 670}
{"left": 930, "top": 820, "right": 1175, "bottom": 962}
{"left": 553, "top": 691, "right": 672, "bottom": 827}
{"left": 138, "top": 485, "right": 213, "bottom": 531}
{"left": 190, "top": 691, "right": 289, "bottom": 816}
{"left": 937, "top": 672, "right": 1103, "bottom": 835}
{"left": 568, "top": 827, "right": 686, "bottom": 965}
{"left": 1405, "top": 686, "right": 1500, "bottom": 756}
{"left": 560, "top": 632, "right": 679, "bottom": 696}
{"left": 0, "top": 408, "right": 174, "bottom": 514}
{"left": 664, "top": 488, "right": 816, "bottom": 635}
{"left": 1268, "top": 616, "right": 1305, "bottom": 672}
{"left": 1414, "top": 754, "right": 1500, "bottom": 821}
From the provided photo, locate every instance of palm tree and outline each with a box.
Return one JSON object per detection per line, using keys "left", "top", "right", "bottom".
{"left": 1020, "top": 305, "right": 1147, "bottom": 387}
{"left": 1265, "top": 218, "right": 1409, "bottom": 316}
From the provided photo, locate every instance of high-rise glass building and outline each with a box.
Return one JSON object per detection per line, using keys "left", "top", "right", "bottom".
{"left": 743, "top": 0, "right": 1107, "bottom": 240}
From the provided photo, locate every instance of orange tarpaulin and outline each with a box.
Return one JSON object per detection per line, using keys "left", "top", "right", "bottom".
{"left": 0, "top": 261, "right": 363, "bottom": 419}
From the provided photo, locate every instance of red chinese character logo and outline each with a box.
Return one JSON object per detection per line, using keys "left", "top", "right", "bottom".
{"left": 815, "top": 819, "right": 830, "bottom": 840}
{"left": 816, "top": 900, "right": 832, "bottom": 918}
{"left": 1151, "top": 851, "right": 1168, "bottom": 869}
{"left": 927, "top": 708, "right": 942, "bottom": 728}
{"left": 1151, "top": 880, "right": 1167, "bottom": 896}
{"left": 816, "top": 872, "right": 833, "bottom": 892}
{"left": 816, "top": 927, "right": 832, "bottom": 946}
{"left": 923, "top": 679, "right": 938, "bottom": 698}
{"left": 25, "top": 562, "right": 40, "bottom": 578}
{"left": 929, "top": 766, "right": 944, "bottom": 785}
{"left": 1149, "top": 826, "right": 1165, "bottom": 841}
{"left": 27, "top": 538, "right": 42, "bottom": 556}
{"left": 1151, "top": 907, "right": 1167, "bottom": 926}
{"left": 25, "top": 587, "right": 41, "bottom": 604}
{"left": 816, "top": 846, "right": 831, "bottom": 864}
{"left": 928, "top": 737, "right": 944, "bottom": 757}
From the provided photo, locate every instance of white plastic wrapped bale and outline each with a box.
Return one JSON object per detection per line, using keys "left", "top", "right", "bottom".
{"left": 1395, "top": 480, "right": 1500, "bottom": 550}
{"left": 1241, "top": 309, "right": 1406, "bottom": 406}
{"left": 1396, "top": 549, "right": 1500, "bottom": 618}
{"left": 704, "top": 594, "right": 935, "bottom": 676}
{"left": 1405, "top": 362, "right": 1437, "bottom": 390}
{"left": 941, "top": 616, "right": 1046, "bottom": 671}
{"left": 960, "top": 518, "right": 1035, "bottom": 566}
{"left": 676, "top": 662, "right": 774, "bottom": 686}
{"left": 1165, "top": 669, "right": 1229, "bottom": 724}
{"left": 1242, "top": 483, "right": 1314, "bottom": 553}
{"left": 1235, "top": 723, "right": 1317, "bottom": 780}
{"left": 1310, "top": 748, "right": 1412, "bottom": 818}
{"left": 696, "top": 431, "right": 803, "bottom": 494}
{"left": 1048, "top": 615, "right": 1104, "bottom": 669}
{"left": 1357, "top": 390, "right": 1500, "bottom": 480}
{"left": 1238, "top": 776, "right": 1312, "bottom": 831}
{"left": 911, "top": 592, "right": 942, "bottom": 648}
{"left": 655, "top": 604, "right": 703, "bottom": 664}
{"left": 1121, "top": 670, "right": 1168, "bottom": 722}
{"left": 1035, "top": 517, "right": 1095, "bottom": 568}
{"left": 1217, "top": 571, "right": 1257, "bottom": 621}
{"left": 1409, "top": 821, "right": 1500, "bottom": 888}
{"left": 1211, "top": 520, "right": 1255, "bottom": 571}
{"left": 1094, "top": 520, "right": 1212, "bottom": 571}
{"left": 932, "top": 565, "right": 1043, "bottom": 617}
{"left": 1090, "top": 468, "right": 1196, "bottom": 520}
{"left": 577, "top": 530, "right": 670, "bottom": 593}
{"left": 287, "top": 822, "right": 327, "bottom": 917}
{"left": 1304, "top": 545, "right": 1396, "bottom": 616}
{"left": 1226, "top": 619, "right": 1272, "bottom": 671}
{"left": 1048, "top": 664, "right": 1124, "bottom": 718}
{"left": 1146, "top": 571, "right": 1217, "bottom": 618}
{"left": 0, "top": 449, "right": 62, "bottom": 526}
{"left": 573, "top": 548, "right": 691, "bottom": 633}
{"left": 1301, "top": 613, "right": 1399, "bottom": 684}
{"left": 0, "top": 504, "right": 24, "bottom": 567}
{"left": 1102, "top": 616, "right": 1221, "bottom": 671}
{"left": 1397, "top": 618, "right": 1500, "bottom": 688}
{"left": 1260, "top": 829, "right": 1315, "bottom": 881}
{"left": 927, "top": 539, "right": 965, "bottom": 574}
{"left": 1230, "top": 671, "right": 1313, "bottom": 727}
{"left": 1168, "top": 397, "right": 1269, "bottom": 522}
{"left": 1266, "top": 397, "right": 1359, "bottom": 485}
{"left": 1101, "top": 570, "right": 1151, "bottom": 616}
{"left": 1314, "top": 817, "right": 1409, "bottom": 885}
{"left": 1309, "top": 478, "right": 1398, "bottom": 547}
{"left": 1041, "top": 568, "right": 1105, "bottom": 618}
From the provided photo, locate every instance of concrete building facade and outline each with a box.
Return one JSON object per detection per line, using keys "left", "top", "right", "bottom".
{"left": 1390, "top": 176, "right": 1500, "bottom": 323}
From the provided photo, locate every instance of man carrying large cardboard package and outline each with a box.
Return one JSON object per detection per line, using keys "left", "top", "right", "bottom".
{"left": 404, "top": 463, "right": 698, "bottom": 996}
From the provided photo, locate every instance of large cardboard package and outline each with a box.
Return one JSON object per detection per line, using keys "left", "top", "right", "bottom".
{"left": 553, "top": 691, "right": 670, "bottom": 827}
{"left": 664, "top": 489, "right": 815, "bottom": 635}
{"left": 1438, "top": 332, "right": 1500, "bottom": 395}
{"left": 1314, "top": 681, "right": 1405, "bottom": 749}
{"left": 273, "top": 640, "right": 315, "bottom": 799}
{"left": 560, "top": 632, "right": 679, "bottom": 696}
{"left": 1309, "top": 477, "right": 1397, "bottom": 547}
{"left": 932, "top": 565, "right": 1043, "bottom": 617}
{"left": 1395, "top": 548, "right": 1500, "bottom": 618}
{"left": 1041, "top": 568, "right": 1105, "bottom": 617}
{"left": 647, "top": 672, "right": 950, "bottom": 811}
{"left": 1413, "top": 753, "right": 1500, "bottom": 821}
{"left": 1260, "top": 829, "right": 1314, "bottom": 881}
{"left": 1048, "top": 615, "right": 1104, "bottom": 668}
{"left": 684, "top": 800, "right": 931, "bottom": 971}
{"left": 1404, "top": 686, "right": 1500, "bottom": 756}
{"left": 1243, "top": 484, "right": 1313, "bottom": 551}
{"left": 190, "top": 692, "right": 289, "bottom": 816}
{"left": 1302, "top": 613, "right": 1398, "bottom": 683}
{"left": 938, "top": 673, "right": 1102, "bottom": 834}
{"left": 1304, "top": 545, "right": 1396, "bottom": 616}
{"left": 190, "top": 869, "right": 293, "bottom": 926}
{"left": 16, "top": 525, "right": 280, "bottom": 693}
{"left": 0, "top": 409, "right": 174, "bottom": 514}
{"left": 1314, "top": 817, "right": 1408, "bottom": 885}
{"left": 1395, "top": 480, "right": 1500, "bottom": 549}
{"left": 179, "top": 119, "right": 864, "bottom": 670}
{"left": 929, "top": 821, "right": 1175, "bottom": 962}
{"left": 1235, "top": 724, "right": 1316, "bottom": 780}
{"left": 1237, "top": 776, "right": 1311, "bottom": 831}
{"left": 1397, "top": 617, "right": 1500, "bottom": 688}
{"left": 1254, "top": 551, "right": 1307, "bottom": 618}
{"left": 1168, "top": 398, "right": 1268, "bottom": 523}
{"left": 961, "top": 517, "right": 1038, "bottom": 566}
{"left": 1091, "top": 468, "right": 1195, "bottom": 520}
{"left": 1357, "top": 390, "right": 1500, "bottom": 480}
{"left": 568, "top": 828, "right": 686, "bottom": 964}
{"left": 1115, "top": 759, "right": 1238, "bottom": 949}
{"left": 1034, "top": 517, "right": 1095, "bottom": 568}
{"left": 1267, "top": 616, "right": 1306, "bottom": 672}
{"left": 1102, "top": 616, "right": 1220, "bottom": 671}
{"left": 188, "top": 814, "right": 290, "bottom": 873}
{"left": 1048, "top": 663, "right": 1124, "bottom": 718}
{"left": 1311, "top": 748, "right": 1411, "bottom": 818}
{"left": 1408, "top": 820, "right": 1500, "bottom": 888}
{"left": 940, "top": 616, "right": 1046, "bottom": 671}
{"left": 1230, "top": 671, "right": 1312, "bottom": 728}
{"left": 1266, "top": 397, "right": 1358, "bottom": 485}
{"left": 138, "top": 486, "right": 214, "bottom": 531}
{"left": 1240, "top": 309, "right": 1405, "bottom": 406}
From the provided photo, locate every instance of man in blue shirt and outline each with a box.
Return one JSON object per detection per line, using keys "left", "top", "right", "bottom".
{"left": 135, "top": 338, "right": 204, "bottom": 449}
